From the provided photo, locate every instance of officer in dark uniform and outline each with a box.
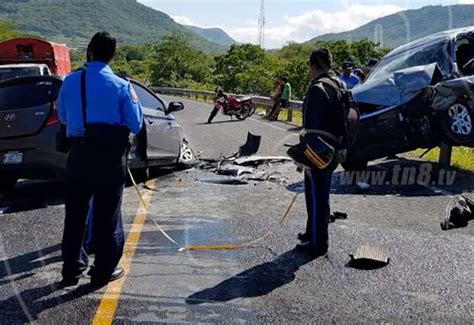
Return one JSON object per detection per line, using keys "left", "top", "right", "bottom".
{"left": 296, "top": 48, "right": 345, "bottom": 256}
{"left": 57, "top": 32, "right": 143, "bottom": 287}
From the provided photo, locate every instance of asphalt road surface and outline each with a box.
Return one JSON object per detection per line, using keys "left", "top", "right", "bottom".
{"left": 0, "top": 96, "right": 473, "bottom": 324}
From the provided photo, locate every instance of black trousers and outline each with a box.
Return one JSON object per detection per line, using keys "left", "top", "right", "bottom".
{"left": 62, "top": 141, "right": 126, "bottom": 281}
{"left": 304, "top": 168, "right": 334, "bottom": 251}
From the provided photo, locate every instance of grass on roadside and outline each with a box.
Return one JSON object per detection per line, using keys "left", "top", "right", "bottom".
{"left": 412, "top": 147, "right": 474, "bottom": 173}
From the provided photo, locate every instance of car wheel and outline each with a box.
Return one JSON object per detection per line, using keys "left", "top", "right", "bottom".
{"left": 341, "top": 160, "right": 368, "bottom": 171}
{"left": 178, "top": 139, "right": 197, "bottom": 168}
{"left": 0, "top": 175, "right": 18, "bottom": 194}
{"left": 440, "top": 101, "right": 474, "bottom": 145}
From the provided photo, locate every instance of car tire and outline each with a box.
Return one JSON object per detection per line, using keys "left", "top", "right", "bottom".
{"left": 341, "top": 159, "right": 368, "bottom": 171}
{"left": 178, "top": 139, "right": 197, "bottom": 168}
{"left": 0, "top": 175, "right": 18, "bottom": 194}
{"left": 440, "top": 101, "right": 474, "bottom": 145}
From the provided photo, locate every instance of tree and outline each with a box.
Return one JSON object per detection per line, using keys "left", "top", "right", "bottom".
{"left": 214, "top": 44, "right": 267, "bottom": 92}
{"left": 0, "top": 21, "right": 20, "bottom": 42}
{"left": 150, "top": 35, "right": 212, "bottom": 88}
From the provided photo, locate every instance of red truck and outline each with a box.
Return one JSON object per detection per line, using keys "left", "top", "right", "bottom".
{"left": 0, "top": 37, "right": 72, "bottom": 81}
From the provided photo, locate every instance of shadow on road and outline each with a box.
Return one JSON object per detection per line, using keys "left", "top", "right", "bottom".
{"left": 286, "top": 158, "right": 474, "bottom": 197}
{"left": 195, "top": 120, "right": 243, "bottom": 126}
{"left": 0, "top": 244, "right": 94, "bottom": 323}
{"left": 0, "top": 244, "right": 61, "bottom": 282}
{"left": 185, "top": 249, "right": 317, "bottom": 305}
{"left": 0, "top": 180, "right": 65, "bottom": 214}
{"left": 0, "top": 282, "right": 93, "bottom": 323}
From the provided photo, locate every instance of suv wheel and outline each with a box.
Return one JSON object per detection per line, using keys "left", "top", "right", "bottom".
{"left": 341, "top": 160, "right": 368, "bottom": 171}
{"left": 0, "top": 175, "right": 18, "bottom": 194}
{"left": 440, "top": 101, "right": 474, "bottom": 145}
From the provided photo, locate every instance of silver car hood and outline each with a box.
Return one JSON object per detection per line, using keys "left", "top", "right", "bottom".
{"left": 352, "top": 63, "right": 439, "bottom": 107}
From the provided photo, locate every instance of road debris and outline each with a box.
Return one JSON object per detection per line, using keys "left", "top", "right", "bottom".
{"left": 330, "top": 212, "right": 348, "bottom": 223}
{"left": 234, "top": 156, "right": 292, "bottom": 166}
{"left": 349, "top": 245, "right": 390, "bottom": 269}
{"left": 225, "top": 132, "right": 262, "bottom": 159}
{"left": 198, "top": 178, "right": 249, "bottom": 186}
{"left": 441, "top": 195, "right": 474, "bottom": 230}
{"left": 356, "top": 182, "right": 370, "bottom": 190}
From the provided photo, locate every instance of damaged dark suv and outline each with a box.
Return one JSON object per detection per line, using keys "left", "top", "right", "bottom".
{"left": 345, "top": 27, "right": 474, "bottom": 170}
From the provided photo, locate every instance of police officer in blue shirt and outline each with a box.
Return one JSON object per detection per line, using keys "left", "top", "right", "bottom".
{"left": 339, "top": 61, "right": 360, "bottom": 89}
{"left": 57, "top": 32, "right": 143, "bottom": 287}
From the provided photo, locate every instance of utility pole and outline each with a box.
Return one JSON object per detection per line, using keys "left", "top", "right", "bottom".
{"left": 258, "top": 0, "right": 266, "bottom": 48}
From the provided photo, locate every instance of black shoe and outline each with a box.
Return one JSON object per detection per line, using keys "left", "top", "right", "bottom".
{"left": 298, "top": 232, "right": 310, "bottom": 242}
{"left": 295, "top": 242, "right": 328, "bottom": 257}
{"left": 91, "top": 267, "right": 125, "bottom": 288}
{"left": 60, "top": 277, "right": 79, "bottom": 287}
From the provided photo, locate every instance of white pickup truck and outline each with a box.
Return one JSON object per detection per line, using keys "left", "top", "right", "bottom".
{"left": 0, "top": 63, "right": 52, "bottom": 82}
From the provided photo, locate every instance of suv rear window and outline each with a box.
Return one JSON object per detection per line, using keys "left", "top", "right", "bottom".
{"left": 0, "top": 77, "right": 62, "bottom": 110}
{"left": 0, "top": 67, "right": 42, "bottom": 82}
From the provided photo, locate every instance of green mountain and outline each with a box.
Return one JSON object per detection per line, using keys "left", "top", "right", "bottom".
{"left": 0, "top": 0, "right": 228, "bottom": 53}
{"left": 184, "top": 25, "right": 235, "bottom": 46}
{"left": 309, "top": 5, "right": 474, "bottom": 49}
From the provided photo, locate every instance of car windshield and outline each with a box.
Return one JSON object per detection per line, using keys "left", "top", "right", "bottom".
{"left": 0, "top": 67, "right": 42, "bottom": 82}
{"left": 367, "top": 41, "right": 451, "bottom": 81}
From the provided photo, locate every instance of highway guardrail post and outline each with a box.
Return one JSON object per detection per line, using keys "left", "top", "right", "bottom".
{"left": 439, "top": 143, "right": 452, "bottom": 167}
{"left": 287, "top": 109, "right": 293, "bottom": 122}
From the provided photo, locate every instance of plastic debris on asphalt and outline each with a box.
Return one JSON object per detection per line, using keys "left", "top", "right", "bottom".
{"left": 356, "top": 182, "right": 370, "bottom": 190}
{"left": 441, "top": 195, "right": 474, "bottom": 230}
{"left": 349, "top": 245, "right": 390, "bottom": 269}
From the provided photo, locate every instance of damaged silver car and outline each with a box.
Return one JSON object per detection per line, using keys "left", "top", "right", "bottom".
{"left": 345, "top": 27, "right": 474, "bottom": 170}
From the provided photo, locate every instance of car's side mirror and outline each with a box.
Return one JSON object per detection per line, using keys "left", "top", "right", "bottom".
{"left": 167, "top": 102, "right": 184, "bottom": 114}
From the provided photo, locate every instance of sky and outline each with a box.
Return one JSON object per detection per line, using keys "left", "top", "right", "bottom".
{"left": 138, "top": 0, "right": 474, "bottom": 48}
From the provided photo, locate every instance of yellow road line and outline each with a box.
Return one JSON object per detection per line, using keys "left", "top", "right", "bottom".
{"left": 92, "top": 179, "right": 156, "bottom": 325}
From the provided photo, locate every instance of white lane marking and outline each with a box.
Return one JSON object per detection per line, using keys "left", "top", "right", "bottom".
{"left": 249, "top": 117, "right": 299, "bottom": 135}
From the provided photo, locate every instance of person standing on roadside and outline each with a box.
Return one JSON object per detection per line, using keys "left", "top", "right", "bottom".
{"left": 57, "top": 31, "right": 143, "bottom": 288}
{"left": 339, "top": 62, "right": 360, "bottom": 89}
{"left": 269, "top": 77, "right": 291, "bottom": 121}
{"left": 296, "top": 48, "right": 347, "bottom": 256}
{"left": 267, "top": 79, "right": 283, "bottom": 117}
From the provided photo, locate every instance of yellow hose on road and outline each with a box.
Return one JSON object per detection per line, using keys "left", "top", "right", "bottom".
{"left": 180, "top": 192, "right": 301, "bottom": 252}
{"left": 128, "top": 167, "right": 180, "bottom": 246}
{"left": 129, "top": 167, "right": 301, "bottom": 252}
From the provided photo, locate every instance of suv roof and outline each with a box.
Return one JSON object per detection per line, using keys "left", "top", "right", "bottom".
{"left": 388, "top": 26, "right": 474, "bottom": 58}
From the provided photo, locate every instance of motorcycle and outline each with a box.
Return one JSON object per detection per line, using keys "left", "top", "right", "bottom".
{"left": 207, "top": 88, "right": 256, "bottom": 124}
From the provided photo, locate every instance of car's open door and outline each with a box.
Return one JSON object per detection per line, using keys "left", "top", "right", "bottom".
{"left": 131, "top": 82, "right": 182, "bottom": 162}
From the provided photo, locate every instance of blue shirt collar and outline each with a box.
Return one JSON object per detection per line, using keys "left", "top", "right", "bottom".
{"left": 85, "top": 61, "right": 113, "bottom": 73}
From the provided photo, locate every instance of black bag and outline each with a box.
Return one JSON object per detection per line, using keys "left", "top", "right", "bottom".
{"left": 287, "top": 133, "right": 336, "bottom": 170}
{"left": 318, "top": 77, "right": 360, "bottom": 148}
{"left": 56, "top": 124, "right": 72, "bottom": 153}
{"left": 286, "top": 77, "right": 359, "bottom": 170}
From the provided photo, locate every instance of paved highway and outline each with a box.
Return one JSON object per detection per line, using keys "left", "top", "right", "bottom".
{"left": 0, "top": 96, "right": 473, "bottom": 324}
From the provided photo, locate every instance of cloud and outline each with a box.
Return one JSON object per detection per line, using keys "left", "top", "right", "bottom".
{"left": 226, "top": 4, "right": 404, "bottom": 48}
{"left": 172, "top": 15, "right": 196, "bottom": 26}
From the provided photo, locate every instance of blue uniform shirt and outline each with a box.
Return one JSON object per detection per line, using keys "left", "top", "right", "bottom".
{"left": 57, "top": 61, "right": 143, "bottom": 137}
{"left": 338, "top": 73, "right": 360, "bottom": 89}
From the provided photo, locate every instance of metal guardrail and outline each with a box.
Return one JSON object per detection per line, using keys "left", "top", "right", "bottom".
{"left": 153, "top": 87, "right": 303, "bottom": 122}
{"left": 153, "top": 87, "right": 453, "bottom": 166}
